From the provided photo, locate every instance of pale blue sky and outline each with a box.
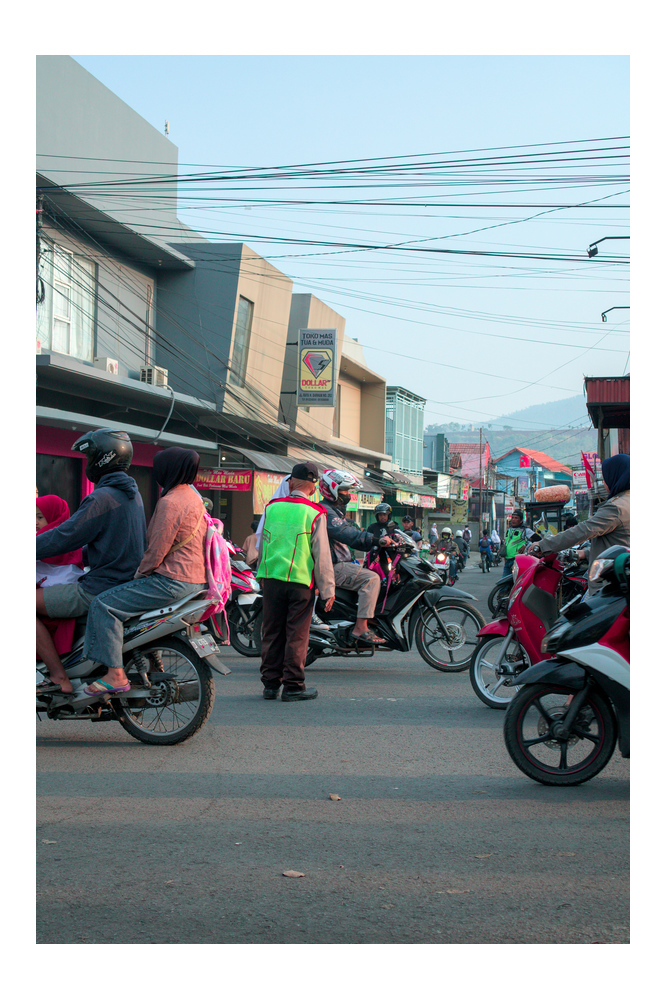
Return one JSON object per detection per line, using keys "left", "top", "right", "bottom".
{"left": 70, "top": 54, "right": 630, "bottom": 429}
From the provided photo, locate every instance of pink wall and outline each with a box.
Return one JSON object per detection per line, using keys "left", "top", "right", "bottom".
{"left": 37, "top": 425, "right": 164, "bottom": 500}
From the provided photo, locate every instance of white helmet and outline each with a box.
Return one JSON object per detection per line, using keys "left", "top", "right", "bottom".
{"left": 455, "top": 530, "right": 463, "bottom": 537}
{"left": 443, "top": 527, "right": 452, "bottom": 535}
{"left": 320, "top": 468, "right": 359, "bottom": 503}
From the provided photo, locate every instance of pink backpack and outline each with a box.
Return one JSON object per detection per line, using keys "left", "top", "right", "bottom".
{"left": 198, "top": 514, "right": 233, "bottom": 635}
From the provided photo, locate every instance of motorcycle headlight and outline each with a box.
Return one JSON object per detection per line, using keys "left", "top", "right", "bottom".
{"left": 589, "top": 557, "right": 613, "bottom": 584}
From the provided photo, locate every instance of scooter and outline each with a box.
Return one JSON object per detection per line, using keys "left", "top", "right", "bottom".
{"left": 36, "top": 590, "right": 231, "bottom": 745}
{"left": 214, "top": 541, "right": 263, "bottom": 656}
{"left": 307, "top": 532, "right": 485, "bottom": 673}
{"left": 470, "top": 549, "right": 588, "bottom": 708}
{"left": 503, "top": 546, "right": 629, "bottom": 785}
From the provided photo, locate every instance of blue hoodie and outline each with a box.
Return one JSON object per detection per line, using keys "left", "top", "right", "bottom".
{"left": 36, "top": 471, "right": 147, "bottom": 595}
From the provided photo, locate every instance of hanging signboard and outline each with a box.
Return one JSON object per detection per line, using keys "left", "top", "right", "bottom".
{"left": 253, "top": 471, "right": 287, "bottom": 514}
{"left": 451, "top": 498, "right": 469, "bottom": 524}
{"left": 358, "top": 492, "right": 381, "bottom": 510}
{"left": 436, "top": 474, "right": 451, "bottom": 499}
{"left": 460, "top": 481, "right": 469, "bottom": 500}
{"left": 297, "top": 328, "right": 337, "bottom": 407}
{"left": 195, "top": 469, "right": 252, "bottom": 491}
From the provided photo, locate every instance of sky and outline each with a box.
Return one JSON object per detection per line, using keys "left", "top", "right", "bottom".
{"left": 68, "top": 54, "right": 630, "bottom": 429}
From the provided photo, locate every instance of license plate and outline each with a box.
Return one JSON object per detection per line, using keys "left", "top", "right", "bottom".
{"left": 189, "top": 633, "right": 219, "bottom": 657}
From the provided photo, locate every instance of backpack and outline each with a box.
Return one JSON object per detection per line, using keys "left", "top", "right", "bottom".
{"left": 463, "top": 528, "right": 471, "bottom": 541}
{"left": 197, "top": 513, "right": 233, "bottom": 634}
{"left": 479, "top": 535, "right": 491, "bottom": 551}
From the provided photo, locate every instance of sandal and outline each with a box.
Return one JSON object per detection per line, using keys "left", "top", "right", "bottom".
{"left": 352, "top": 630, "right": 386, "bottom": 645}
{"left": 83, "top": 678, "right": 131, "bottom": 697}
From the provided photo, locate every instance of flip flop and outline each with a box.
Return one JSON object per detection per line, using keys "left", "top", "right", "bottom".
{"left": 83, "top": 679, "right": 132, "bottom": 697}
{"left": 352, "top": 630, "right": 386, "bottom": 645}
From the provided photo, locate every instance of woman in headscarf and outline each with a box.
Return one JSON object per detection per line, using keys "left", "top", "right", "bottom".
{"left": 82, "top": 448, "right": 208, "bottom": 695}
{"left": 36, "top": 495, "right": 85, "bottom": 693}
{"left": 530, "top": 453, "right": 630, "bottom": 594}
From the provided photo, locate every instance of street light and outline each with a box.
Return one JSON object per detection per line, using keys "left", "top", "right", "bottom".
{"left": 601, "top": 307, "right": 630, "bottom": 323}
{"left": 587, "top": 236, "right": 630, "bottom": 258}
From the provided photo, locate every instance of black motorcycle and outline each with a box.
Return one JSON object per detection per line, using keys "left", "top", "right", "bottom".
{"left": 308, "top": 534, "right": 485, "bottom": 673}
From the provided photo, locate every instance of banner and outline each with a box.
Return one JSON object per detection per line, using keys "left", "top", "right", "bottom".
{"left": 195, "top": 469, "right": 252, "bottom": 491}
{"left": 253, "top": 470, "right": 287, "bottom": 514}
{"left": 297, "top": 328, "right": 337, "bottom": 407}
{"left": 519, "top": 455, "right": 531, "bottom": 468}
{"left": 357, "top": 492, "right": 381, "bottom": 510}
{"left": 451, "top": 498, "right": 469, "bottom": 524}
{"left": 460, "top": 481, "right": 469, "bottom": 500}
{"left": 396, "top": 490, "right": 436, "bottom": 508}
{"left": 436, "top": 474, "right": 450, "bottom": 499}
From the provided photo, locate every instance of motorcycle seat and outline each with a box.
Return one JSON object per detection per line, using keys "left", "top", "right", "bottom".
{"left": 136, "top": 589, "right": 209, "bottom": 622}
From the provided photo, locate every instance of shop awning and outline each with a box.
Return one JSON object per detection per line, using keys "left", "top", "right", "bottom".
{"left": 225, "top": 445, "right": 383, "bottom": 495}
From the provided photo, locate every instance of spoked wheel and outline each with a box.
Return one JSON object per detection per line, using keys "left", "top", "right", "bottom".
{"left": 415, "top": 600, "right": 486, "bottom": 672}
{"left": 469, "top": 635, "right": 530, "bottom": 709}
{"left": 488, "top": 576, "right": 513, "bottom": 617}
{"left": 226, "top": 602, "right": 262, "bottom": 657}
{"left": 116, "top": 638, "right": 215, "bottom": 745}
{"left": 503, "top": 684, "right": 617, "bottom": 785}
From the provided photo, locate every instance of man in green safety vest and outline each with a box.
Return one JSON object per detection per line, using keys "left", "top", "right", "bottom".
{"left": 256, "top": 461, "right": 335, "bottom": 702}
{"left": 501, "top": 510, "right": 541, "bottom": 578}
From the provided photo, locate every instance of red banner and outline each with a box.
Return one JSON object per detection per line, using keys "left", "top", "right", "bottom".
{"left": 519, "top": 455, "right": 531, "bottom": 468}
{"left": 195, "top": 469, "right": 252, "bottom": 491}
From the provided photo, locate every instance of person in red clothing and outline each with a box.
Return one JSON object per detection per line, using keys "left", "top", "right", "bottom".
{"left": 36, "top": 495, "right": 85, "bottom": 694}
{"left": 81, "top": 448, "right": 209, "bottom": 696}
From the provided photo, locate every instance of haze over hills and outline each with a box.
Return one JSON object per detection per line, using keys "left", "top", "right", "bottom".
{"left": 425, "top": 395, "right": 596, "bottom": 467}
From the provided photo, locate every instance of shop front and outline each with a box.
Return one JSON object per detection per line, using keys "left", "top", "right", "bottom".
{"left": 194, "top": 467, "right": 254, "bottom": 545}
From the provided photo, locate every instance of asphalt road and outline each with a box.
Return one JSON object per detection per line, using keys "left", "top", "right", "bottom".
{"left": 36, "top": 560, "right": 629, "bottom": 945}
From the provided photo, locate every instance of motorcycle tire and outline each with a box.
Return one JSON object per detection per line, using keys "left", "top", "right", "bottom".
{"left": 503, "top": 683, "right": 617, "bottom": 786}
{"left": 415, "top": 600, "right": 486, "bottom": 672}
{"left": 488, "top": 576, "right": 513, "bottom": 617}
{"left": 469, "top": 635, "right": 530, "bottom": 709}
{"left": 116, "top": 637, "right": 215, "bottom": 746}
{"left": 227, "top": 602, "right": 262, "bottom": 657}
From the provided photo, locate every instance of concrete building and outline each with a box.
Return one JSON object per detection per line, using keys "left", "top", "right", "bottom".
{"left": 385, "top": 387, "right": 426, "bottom": 478}
{"left": 36, "top": 56, "right": 389, "bottom": 540}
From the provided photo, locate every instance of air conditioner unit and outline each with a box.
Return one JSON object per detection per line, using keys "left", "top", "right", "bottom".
{"left": 94, "top": 356, "right": 119, "bottom": 375}
{"left": 140, "top": 365, "right": 169, "bottom": 387}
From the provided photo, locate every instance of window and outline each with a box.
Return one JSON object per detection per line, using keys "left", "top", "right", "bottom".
{"left": 229, "top": 296, "right": 253, "bottom": 386}
{"left": 37, "top": 242, "right": 95, "bottom": 362}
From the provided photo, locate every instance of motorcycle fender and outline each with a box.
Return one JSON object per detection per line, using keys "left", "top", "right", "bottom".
{"left": 423, "top": 585, "right": 478, "bottom": 604}
{"left": 477, "top": 620, "right": 510, "bottom": 639}
{"left": 202, "top": 654, "right": 232, "bottom": 676}
{"left": 237, "top": 593, "right": 259, "bottom": 606}
{"left": 516, "top": 658, "right": 586, "bottom": 689}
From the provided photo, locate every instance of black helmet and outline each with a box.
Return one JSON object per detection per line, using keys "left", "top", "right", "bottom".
{"left": 72, "top": 429, "right": 133, "bottom": 483}
{"left": 374, "top": 502, "right": 392, "bottom": 519}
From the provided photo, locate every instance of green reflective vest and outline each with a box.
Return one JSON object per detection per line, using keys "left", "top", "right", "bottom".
{"left": 504, "top": 526, "right": 531, "bottom": 559}
{"left": 256, "top": 496, "right": 324, "bottom": 587}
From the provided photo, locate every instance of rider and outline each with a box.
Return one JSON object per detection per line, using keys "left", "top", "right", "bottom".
{"left": 319, "top": 469, "right": 394, "bottom": 645}
{"left": 478, "top": 528, "right": 492, "bottom": 572}
{"left": 435, "top": 528, "right": 458, "bottom": 580}
{"left": 401, "top": 515, "right": 422, "bottom": 543}
{"left": 501, "top": 510, "right": 541, "bottom": 578}
{"left": 35, "top": 429, "right": 147, "bottom": 694}
{"left": 368, "top": 502, "right": 393, "bottom": 540}
{"left": 454, "top": 529, "right": 467, "bottom": 563}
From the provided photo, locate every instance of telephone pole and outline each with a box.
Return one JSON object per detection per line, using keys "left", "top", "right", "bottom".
{"left": 478, "top": 427, "right": 483, "bottom": 541}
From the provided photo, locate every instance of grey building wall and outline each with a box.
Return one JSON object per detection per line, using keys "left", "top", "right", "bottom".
{"left": 155, "top": 244, "right": 243, "bottom": 405}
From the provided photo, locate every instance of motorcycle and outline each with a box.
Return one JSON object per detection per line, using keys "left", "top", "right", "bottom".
{"left": 214, "top": 542, "right": 263, "bottom": 656}
{"left": 503, "top": 546, "right": 629, "bottom": 786}
{"left": 470, "top": 549, "right": 589, "bottom": 709}
{"left": 307, "top": 531, "right": 485, "bottom": 673}
{"left": 36, "top": 590, "right": 231, "bottom": 745}
{"left": 487, "top": 541, "right": 589, "bottom": 617}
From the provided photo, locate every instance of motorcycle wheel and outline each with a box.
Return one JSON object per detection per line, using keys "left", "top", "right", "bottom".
{"left": 503, "top": 684, "right": 617, "bottom": 786}
{"left": 415, "top": 600, "right": 486, "bottom": 672}
{"left": 488, "top": 576, "right": 513, "bottom": 617}
{"left": 116, "top": 637, "right": 215, "bottom": 746}
{"left": 469, "top": 635, "right": 530, "bottom": 709}
{"left": 226, "top": 602, "right": 262, "bottom": 657}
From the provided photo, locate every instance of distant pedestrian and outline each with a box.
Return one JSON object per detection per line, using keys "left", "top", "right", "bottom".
{"left": 429, "top": 524, "right": 438, "bottom": 545}
{"left": 256, "top": 462, "right": 335, "bottom": 702}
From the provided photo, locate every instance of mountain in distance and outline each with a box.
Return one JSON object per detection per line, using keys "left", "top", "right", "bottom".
{"left": 425, "top": 395, "right": 596, "bottom": 467}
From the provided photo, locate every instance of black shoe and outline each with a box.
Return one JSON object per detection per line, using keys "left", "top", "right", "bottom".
{"left": 281, "top": 688, "right": 318, "bottom": 701}
{"left": 263, "top": 688, "right": 280, "bottom": 699}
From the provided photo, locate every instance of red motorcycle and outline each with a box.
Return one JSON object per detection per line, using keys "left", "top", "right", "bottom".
{"left": 469, "top": 550, "right": 588, "bottom": 708}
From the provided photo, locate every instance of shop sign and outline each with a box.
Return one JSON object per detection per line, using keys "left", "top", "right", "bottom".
{"left": 346, "top": 492, "right": 359, "bottom": 511}
{"left": 436, "top": 474, "right": 450, "bottom": 498}
{"left": 504, "top": 501, "right": 515, "bottom": 515}
{"left": 572, "top": 470, "right": 589, "bottom": 489}
{"left": 253, "top": 470, "right": 287, "bottom": 514}
{"left": 460, "top": 481, "right": 469, "bottom": 500}
{"left": 396, "top": 490, "right": 435, "bottom": 508}
{"left": 451, "top": 498, "right": 469, "bottom": 524}
{"left": 357, "top": 492, "right": 380, "bottom": 510}
{"left": 196, "top": 469, "right": 252, "bottom": 491}
{"left": 421, "top": 495, "right": 436, "bottom": 509}
{"left": 297, "top": 328, "right": 337, "bottom": 407}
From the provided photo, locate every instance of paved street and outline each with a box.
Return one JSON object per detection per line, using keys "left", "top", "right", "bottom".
{"left": 36, "top": 559, "right": 629, "bottom": 945}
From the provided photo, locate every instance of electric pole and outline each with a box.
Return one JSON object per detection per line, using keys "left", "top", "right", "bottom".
{"left": 478, "top": 427, "right": 483, "bottom": 541}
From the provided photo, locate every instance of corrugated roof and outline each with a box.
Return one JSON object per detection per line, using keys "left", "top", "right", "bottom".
{"left": 495, "top": 446, "right": 573, "bottom": 476}
{"left": 584, "top": 375, "right": 630, "bottom": 405}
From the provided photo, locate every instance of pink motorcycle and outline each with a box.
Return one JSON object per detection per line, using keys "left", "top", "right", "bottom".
{"left": 470, "top": 550, "right": 588, "bottom": 708}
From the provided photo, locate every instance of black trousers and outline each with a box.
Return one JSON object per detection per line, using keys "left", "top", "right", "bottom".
{"left": 260, "top": 578, "right": 314, "bottom": 692}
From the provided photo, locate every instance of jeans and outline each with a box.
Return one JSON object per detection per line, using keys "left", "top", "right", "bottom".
{"left": 501, "top": 558, "right": 515, "bottom": 578}
{"left": 83, "top": 574, "right": 205, "bottom": 670}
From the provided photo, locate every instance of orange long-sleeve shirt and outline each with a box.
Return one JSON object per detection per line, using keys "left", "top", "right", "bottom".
{"left": 135, "top": 484, "right": 207, "bottom": 583}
